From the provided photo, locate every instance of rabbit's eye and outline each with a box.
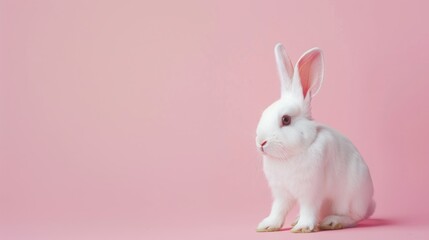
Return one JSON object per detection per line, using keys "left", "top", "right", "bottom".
{"left": 281, "top": 115, "right": 291, "bottom": 126}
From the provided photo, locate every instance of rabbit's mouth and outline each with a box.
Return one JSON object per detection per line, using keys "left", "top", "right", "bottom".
{"left": 258, "top": 148, "right": 276, "bottom": 158}
{"left": 257, "top": 145, "right": 268, "bottom": 154}
{"left": 258, "top": 145, "right": 293, "bottom": 160}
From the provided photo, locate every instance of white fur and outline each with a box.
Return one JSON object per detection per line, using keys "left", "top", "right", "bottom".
{"left": 256, "top": 43, "right": 375, "bottom": 233}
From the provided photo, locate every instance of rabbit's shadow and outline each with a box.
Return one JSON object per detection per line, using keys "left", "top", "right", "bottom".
{"left": 355, "top": 218, "right": 397, "bottom": 228}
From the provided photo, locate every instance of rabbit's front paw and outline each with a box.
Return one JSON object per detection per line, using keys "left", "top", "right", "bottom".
{"left": 291, "top": 220, "right": 319, "bottom": 233}
{"left": 256, "top": 216, "right": 284, "bottom": 232}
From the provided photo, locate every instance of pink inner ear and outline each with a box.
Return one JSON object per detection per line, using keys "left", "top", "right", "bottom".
{"left": 298, "top": 53, "right": 318, "bottom": 98}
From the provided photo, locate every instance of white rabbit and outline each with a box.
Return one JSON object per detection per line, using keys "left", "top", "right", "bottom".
{"left": 256, "top": 43, "right": 375, "bottom": 233}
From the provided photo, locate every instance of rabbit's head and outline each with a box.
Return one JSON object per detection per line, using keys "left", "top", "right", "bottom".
{"left": 256, "top": 44, "right": 324, "bottom": 159}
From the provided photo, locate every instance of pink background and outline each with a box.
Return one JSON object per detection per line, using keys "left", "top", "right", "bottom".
{"left": 1, "top": 0, "right": 429, "bottom": 239}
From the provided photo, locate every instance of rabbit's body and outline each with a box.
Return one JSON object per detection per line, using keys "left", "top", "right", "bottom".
{"left": 262, "top": 124, "right": 374, "bottom": 231}
{"left": 256, "top": 44, "right": 374, "bottom": 233}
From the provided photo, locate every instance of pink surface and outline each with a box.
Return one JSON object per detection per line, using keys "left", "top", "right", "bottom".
{"left": 1, "top": 0, "right": 429, "bottom": 239}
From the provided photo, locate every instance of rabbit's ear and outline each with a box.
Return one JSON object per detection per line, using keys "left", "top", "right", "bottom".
{"left": 274, "top": 43, "right": 294, "bottom": 97}
{"left": 295, "top": 48, "right": 324, "bottom": 99}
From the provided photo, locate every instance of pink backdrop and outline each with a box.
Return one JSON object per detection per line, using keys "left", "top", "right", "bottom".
{"left": 1, "top": 0, "right": 429, "bottom": 239}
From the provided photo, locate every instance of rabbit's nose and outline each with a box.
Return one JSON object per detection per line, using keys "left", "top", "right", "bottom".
{"left": 259, "top": 140, "right": 267, "bottom": 153}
